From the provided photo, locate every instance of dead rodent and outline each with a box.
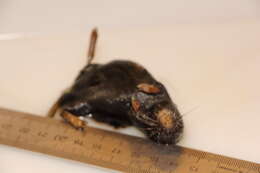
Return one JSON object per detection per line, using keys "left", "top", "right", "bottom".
{"left": 48, "top": 29, "right": 184, "bottom": 145}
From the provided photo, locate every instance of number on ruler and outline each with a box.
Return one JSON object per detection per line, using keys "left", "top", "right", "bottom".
{"left": 54, "top": 135, "right": 68, "bottom": 142}
{"left": 19, "top": 127, "right": 30, "bottom": 134}
{"left": 111, "top": 148, "right": 121, "bottom": 154}
{"left": 92, "top": 144, "right": 102, "bottom": 150}
{"left": 38, "top": 131, "right": 48, "bottom": 138}
{"left": 74, "top": 139, "right": 84, "bottom": 146}
{"left": 1, "top": 123, "right": 12, "bottom": 129}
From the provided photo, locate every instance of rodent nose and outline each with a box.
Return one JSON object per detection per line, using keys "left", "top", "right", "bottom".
{"left": 156, "top": 108, "right": 175, "bottom": 129}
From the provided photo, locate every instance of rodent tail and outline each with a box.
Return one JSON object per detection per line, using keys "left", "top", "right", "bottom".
{"left": 87, "top": 28, "right": 98, "bottom": 65}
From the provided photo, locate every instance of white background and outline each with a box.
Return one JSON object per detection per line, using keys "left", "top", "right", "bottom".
{"left": 0, "top": 1, "right": 260, "bottom": 173}
{"left": 0, "top": 0, "right": 260, "bottom": 34}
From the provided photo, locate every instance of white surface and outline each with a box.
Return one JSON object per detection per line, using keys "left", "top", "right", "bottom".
{"left": 0, "top": 21, "right": 260, "bottom": 172}
{"left": 0, "top": 0, "right": 260, "bottom": 34}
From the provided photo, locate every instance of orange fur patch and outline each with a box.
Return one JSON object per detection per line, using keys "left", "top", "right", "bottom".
{"left": 131, "top": 98, "right": 141, "bottom": 112}
{"left": 157, "top": 109, "right": 174, "bottom": 129}
{"left": 137, "top": 83, "right": 160, "bottom": 94}
{"left": 61, "top": 111, "right": 86, "bottom": 129}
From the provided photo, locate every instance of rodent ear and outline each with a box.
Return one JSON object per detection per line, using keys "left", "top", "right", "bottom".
{"left": 137, "top": 83, "right": 160, "bottom": 94}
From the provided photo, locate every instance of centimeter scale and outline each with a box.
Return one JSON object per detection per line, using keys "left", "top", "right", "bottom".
{"left": 0, "top": 108, "right": 259, "bottom": 173}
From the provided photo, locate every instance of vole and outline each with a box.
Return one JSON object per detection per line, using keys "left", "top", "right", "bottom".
{"left": 48, "top": 29, "right": 184, "bottom": 145}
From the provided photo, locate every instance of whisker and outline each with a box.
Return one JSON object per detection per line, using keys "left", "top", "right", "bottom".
{"left": 140, "top": 115, "right": 158, "bottom": 122}
{"left": 181, "top": 106, "right": 199, "bottom": 118}
{"left": 138, "top": 127, "right": 154, "bottom": 131}
{"left": 136, "top": 115, "right": 158, "bottom": 126}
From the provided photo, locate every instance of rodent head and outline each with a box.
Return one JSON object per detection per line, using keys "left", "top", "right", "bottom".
{"left": 131, "top": 90, "right": 184, "bottom": 145}
{"left": 149, "top": 103, "right": 184, "bottom": 145}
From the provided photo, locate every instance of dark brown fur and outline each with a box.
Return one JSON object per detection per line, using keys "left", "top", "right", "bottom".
{"left": 48, "top": 29, "right": 184, "bottom": 145}
{"left": 57, "top": 60, "right": 183, "bottom": 144}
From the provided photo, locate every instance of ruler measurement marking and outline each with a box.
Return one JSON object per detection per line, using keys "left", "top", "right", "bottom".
{"left": 0, "top": 108, "right": 259, "bottom": 173}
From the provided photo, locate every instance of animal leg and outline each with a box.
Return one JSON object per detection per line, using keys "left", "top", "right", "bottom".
{"left": 47, "top": 88, "right": 72, "bottom": 118}
{"left": 47, "top": 92, "right": 92, "bottom": 130}
{"left": 61, "top": 111, "right": 87, "bottom": 130}
{"left": 47, "top": 99, "right": 60, "bottom": 118}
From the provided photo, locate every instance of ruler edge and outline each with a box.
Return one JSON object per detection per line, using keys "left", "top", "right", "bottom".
{"left": 0, "top": 139, "right": 151, "bottom": 173}
{"left": 0, "top": 107, "right": 259, "bottom": 172}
